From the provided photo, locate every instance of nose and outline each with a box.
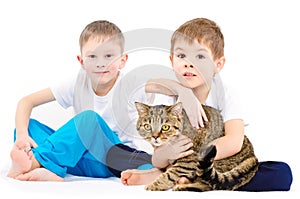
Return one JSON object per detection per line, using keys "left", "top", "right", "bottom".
{"left": 96, "top": 61, "right": 106, "bottom": 68}
{"left": 152, "top": 134, "right": 160, "bottom": 140}
{"left": 95, "top": 59, "right": 107, "bottom": 68}
{"left": 96, "top": 64, "right": 105, "bottom": 68}
{"left": 184, "top": 64, "right": 194, "bottom": 68}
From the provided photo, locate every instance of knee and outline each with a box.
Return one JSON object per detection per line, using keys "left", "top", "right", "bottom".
{"left": 75, "top": 110, "right": 101, "bottom": 123}
{"left": 276, "top": 162, "right": 293, "bottom": 191}
{"left": 79, "top": 110, "right": 108, "bottom": 126}
{"left": 238, "top": 161, "right": 293, "bottom": 191}
{"left": 74, "top": 110, "right": 108, "bottom": 134}
{"left": 78, "top": 110, "right": 99, "bottom": 118}
{"left": 264, "top": 161, "right": 293, "bottom": 191}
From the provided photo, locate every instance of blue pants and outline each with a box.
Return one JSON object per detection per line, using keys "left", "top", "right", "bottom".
{"left": 106, "top": 144, "right": 152, "bottom": 177}
{"left": 107, "top": 147, "right": 293, "bottom": 191}
{"left": 238, "top": 161, "right": 293, "bottom": 191}
{"left": 15, "top": 110, "right": 122, "bottom": 178}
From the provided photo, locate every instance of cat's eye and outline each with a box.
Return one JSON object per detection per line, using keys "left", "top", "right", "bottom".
{"left": 144, "top": 124, "right": 151, "bottom": 131}
{"left": 162, "top": 124, "right": 170, "bottom": 131}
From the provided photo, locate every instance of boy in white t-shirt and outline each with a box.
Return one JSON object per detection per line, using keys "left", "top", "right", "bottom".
{"left": 6, "top": 20, "right": 127, "bottom": 180}
{"left": 120, "top": 18, "right": 293, "bottom": 191}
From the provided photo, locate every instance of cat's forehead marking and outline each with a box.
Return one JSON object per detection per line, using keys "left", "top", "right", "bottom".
{"left": 151, "top": 105, "right": 166, "bottom": 115}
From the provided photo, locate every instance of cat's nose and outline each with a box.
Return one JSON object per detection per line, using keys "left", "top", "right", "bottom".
{"left": 153, "top": 135, "right": 159, "bottom": 139}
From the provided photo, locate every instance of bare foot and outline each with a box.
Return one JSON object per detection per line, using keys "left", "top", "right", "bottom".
{"left": 7, "top": 147, "right": 33, "bottom": 178}
{"left": 120, "top": 168, "right": 162, "bottom": 186}
{"left": 177, "top": 177, "right": 190, "bottom": 184}
{"left": 16, "top": 168, "right": 64, "bottom": 182}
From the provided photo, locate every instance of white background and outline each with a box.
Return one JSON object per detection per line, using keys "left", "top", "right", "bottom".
{"left": 0, "top": 0, "right": 299, "bottom": 195}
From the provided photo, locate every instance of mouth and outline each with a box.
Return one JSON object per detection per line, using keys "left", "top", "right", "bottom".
{"left": 151, "top": 140, "right": 162, "bottom": 147}
{"left": 94, "top": 71, "right": 109, "bottom": 75}
{"left": 183, "top": 72, "right": 196, "bottom": 78}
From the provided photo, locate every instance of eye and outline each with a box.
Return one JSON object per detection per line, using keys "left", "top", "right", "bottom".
{"left": 105, "top": 54, "right": 114, "bottom": 59}
{"left": 162, "top": 124, "right": 170, "bottom": 131}
{"left": 144, "top": 124, "right": 151, "bottom": 131}
{"left": 196, "top": 54, "right": 205, "bottom": 59}
{"left": 177, "top": 53, "right": 185, "bottom": 59}
{"left": 87, "top": 54, "right": 97, "bottom": 59}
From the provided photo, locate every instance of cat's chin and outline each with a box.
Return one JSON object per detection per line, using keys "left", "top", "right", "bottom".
{"left": 151, "top": 142, "right": 162, "bottom": 147}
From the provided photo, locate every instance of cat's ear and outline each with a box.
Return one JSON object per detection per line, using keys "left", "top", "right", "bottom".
{"left": 168, "top": 102, "right": 183, "bottom": 117}
{"left": 135, "top": 102, "right": 150, "bottom": 116}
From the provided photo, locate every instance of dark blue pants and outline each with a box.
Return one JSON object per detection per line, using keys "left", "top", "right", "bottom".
{"left": 106, "top": 144, "right": 152, "bottom": 177}
{"left": 237, "top": 161, "right": 293, "bottom": 191}
{"left": 107, "top": 147, "right": 293, "bottom": 191}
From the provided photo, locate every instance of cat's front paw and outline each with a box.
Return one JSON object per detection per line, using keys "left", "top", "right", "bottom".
{"left": 173, "top": 184, "right": 189, "bottom": 191}
{"left": 145, "top": 182, "right": 171, "bottom": 191}
{"left": 173, "top": 183, "right": 211, "bottom": 192}
{"left": 145, "top": 183, "right": 161, "bottom": 191}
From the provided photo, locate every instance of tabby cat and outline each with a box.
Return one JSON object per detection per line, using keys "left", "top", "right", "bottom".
{"left": 135, "top": 102, "right": 259, "bottom": 191}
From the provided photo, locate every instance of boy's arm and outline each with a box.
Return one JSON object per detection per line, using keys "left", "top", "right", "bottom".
{"left": 145, "top": 78, "right": 179, "bottom": 96}
{"left": 210, "top": 119, "right": 245, "bottom": 160}
{"left": 146, "top": 78, "right": 207, "bottom": 128}
{"left": 15, "top": 88, "right": 55, "bottom": 149}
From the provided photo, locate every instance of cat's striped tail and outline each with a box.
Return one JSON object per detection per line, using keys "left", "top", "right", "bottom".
{"left": 198, "top": 145, "right": 259, "bottom": 190}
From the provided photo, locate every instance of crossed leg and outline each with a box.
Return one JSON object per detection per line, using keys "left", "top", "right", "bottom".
{"left": 7, "top": 146, "right": 63, "bottom": 181}
{"left": 16, "top": 168, "right": 64, "bottom": 181}
{"left": 7, "top": 145, "right": 34, "bottom": 179}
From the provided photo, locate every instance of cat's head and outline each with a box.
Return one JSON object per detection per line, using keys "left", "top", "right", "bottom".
{"left": 135, "top": 102, "right": 183, "bottom": 147}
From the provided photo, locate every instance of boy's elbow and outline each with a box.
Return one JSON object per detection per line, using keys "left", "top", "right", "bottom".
{"left": 233, "top": 137, "right": 244, "bottom": 154}
{"left": 232, "top": 145, "right": 242, "bottom": 155}
{"left": 18, "top": 96, "right": 34, "bottom": 108}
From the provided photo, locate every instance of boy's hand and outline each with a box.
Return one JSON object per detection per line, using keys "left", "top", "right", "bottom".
{"left": 15, "top": 133, "right": 37, "bottom": 151}
{"left": 177, "top": 88, "right": 208, "bottom": 128}
{"left": 152, "top": 135, "right": 193, "bottom": 168}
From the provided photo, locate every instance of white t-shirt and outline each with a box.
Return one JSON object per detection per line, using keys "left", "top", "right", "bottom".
{"left": 51, "top": 70, "right": 244, "bottom": 154}
{"left": 50, "top": 69, "right": 139, "bottom": 148}
{"left": 204, "top": 73, "right": 245, "bottom": 123}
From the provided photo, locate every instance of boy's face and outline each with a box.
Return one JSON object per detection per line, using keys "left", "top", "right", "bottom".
{"left": 79, "top": 37, "right": 127, "bottom": 90}
{"left": 170, "top": 39, "right": 218, "bottom": 89}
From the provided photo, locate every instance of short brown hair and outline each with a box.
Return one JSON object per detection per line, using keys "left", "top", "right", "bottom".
{"left": 79, "top": 20, "right": 124, "bottom": 53}
{"left": 171, "top": 18, "right": 224, "bottom": 60}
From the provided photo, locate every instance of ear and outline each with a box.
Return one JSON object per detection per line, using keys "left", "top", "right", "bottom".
{"left": 169, "top": 54, "right": 173, "bottom": 62}
{"left": 215, "top": 56, "right": 225, "bottom": 72}
{"left": 168, "top": 102, "right": 183, "bottom": 117}
{"left": 77, "top": 55, "right": 85, "bottom": 69}
{"left": 118, "top": 54, "right": 128, "bottom": 70}
{"left": 135, "top": 102, "right": 150, "bottom": 116}
{"left": 169, "top": 54, "right": 174, "bottom": 68}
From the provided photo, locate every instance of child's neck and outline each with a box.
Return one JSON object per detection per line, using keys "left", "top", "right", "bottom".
{"left": 94, "top": 85, "right": 112, "bottom": 96}
{"left": 93, "top": 75, "right": 118, "bottom": 97}
{"left": 192, "top": 84, "right": 210, "bottom": 104}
